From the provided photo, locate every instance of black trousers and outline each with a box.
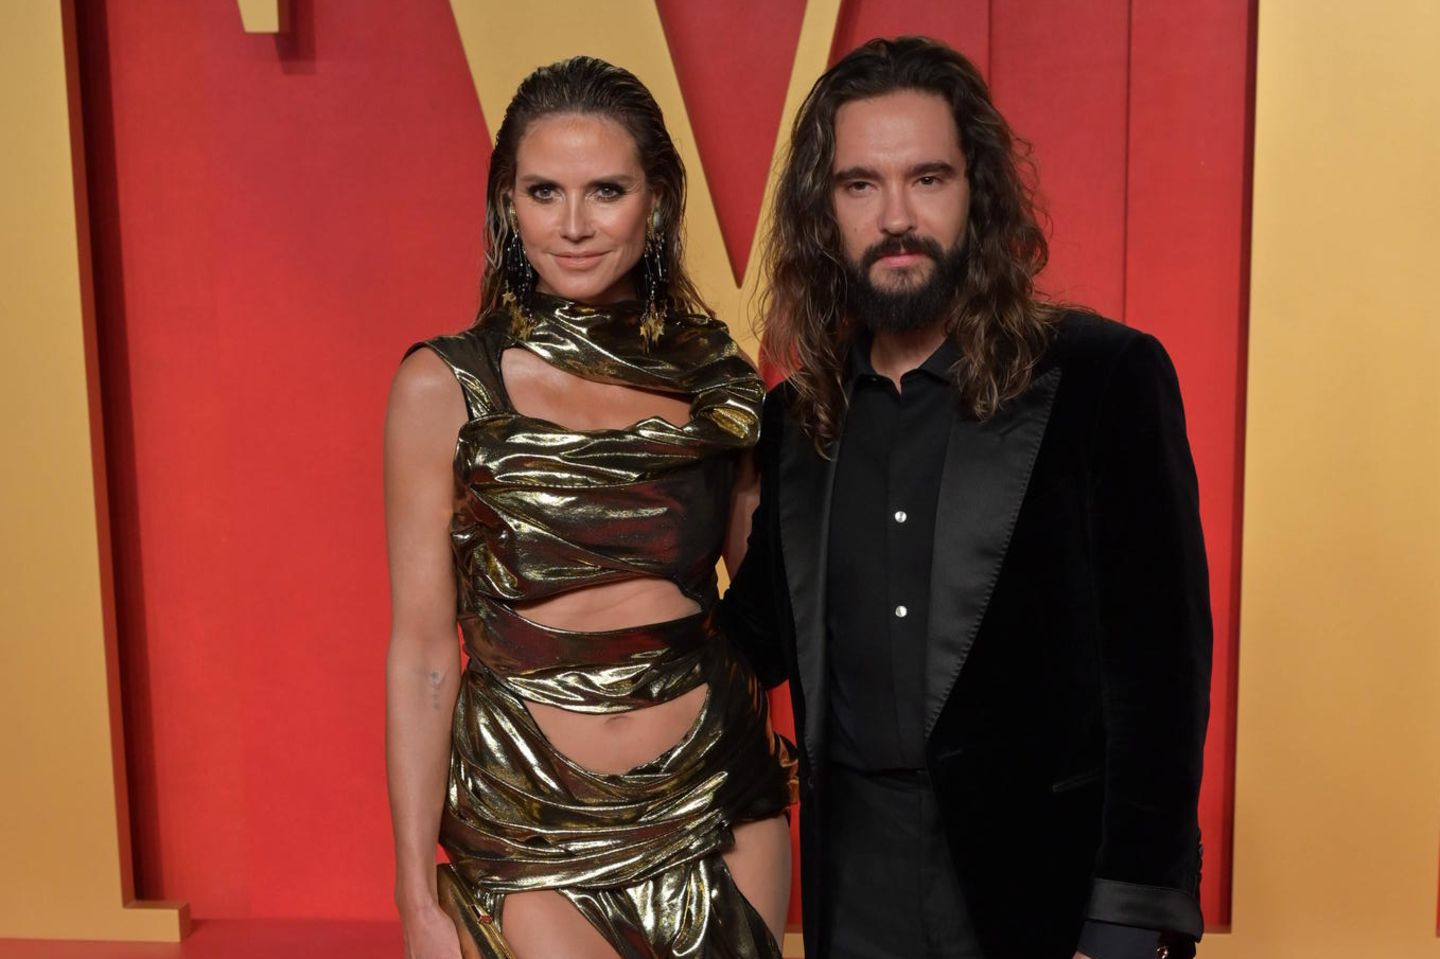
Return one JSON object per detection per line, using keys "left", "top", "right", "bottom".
{"left": 821, "top": 765, "right": 984, "bottom": 959}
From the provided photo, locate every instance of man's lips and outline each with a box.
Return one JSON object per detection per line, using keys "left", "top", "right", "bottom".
{"left": 873, "top": 252, "right": 929, "bottom": 268}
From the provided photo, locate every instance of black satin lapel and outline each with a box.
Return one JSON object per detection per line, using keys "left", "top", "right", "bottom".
{"left": 924, "top": 368, "right": 1061, "bottom": 736}
{"left": 777, "top": 419, "right": 840, "bottom": 767}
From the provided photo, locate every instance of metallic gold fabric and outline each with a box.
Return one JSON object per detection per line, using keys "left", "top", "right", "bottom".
{"left": 411, "top": 296, "right": 797, "bottom": 958}
{"left": 418, "top": 293, "right": 765, "bottom": 625}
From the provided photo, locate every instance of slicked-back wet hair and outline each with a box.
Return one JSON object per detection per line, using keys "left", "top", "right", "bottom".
{"left": 760, "top": 36, "right": 1055, "bottom": 447}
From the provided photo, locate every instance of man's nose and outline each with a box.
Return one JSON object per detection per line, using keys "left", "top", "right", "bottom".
{"left": 879, "top": 186, "right": 917, "bottom": 236}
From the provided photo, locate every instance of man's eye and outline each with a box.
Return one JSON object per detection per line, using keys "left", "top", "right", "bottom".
{"left": 845, "top": 181, "right": 872, "bottom": 194}
{"left": 917, "top": 175, "right": 939, "bottom": 186}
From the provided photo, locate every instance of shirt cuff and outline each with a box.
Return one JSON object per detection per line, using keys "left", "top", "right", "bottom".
{"left": 1076, "top": 919, "right": 1162, "bottom": 959}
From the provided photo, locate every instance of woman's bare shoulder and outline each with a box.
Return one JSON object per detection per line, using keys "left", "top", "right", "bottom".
{"left": 388, "top": 345, "right": 466, "bottom": 434}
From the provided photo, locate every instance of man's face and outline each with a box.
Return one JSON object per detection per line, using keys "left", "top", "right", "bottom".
{"left": 831, "top": 90, "right": 971, "bottom": 331}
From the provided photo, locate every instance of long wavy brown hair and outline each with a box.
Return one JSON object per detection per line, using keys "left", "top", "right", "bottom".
{"left": 760, "top": 36, "right": 1055, "bottom": 446}
{"left": 477, "top": 56, "right": 709, "bottom": 321}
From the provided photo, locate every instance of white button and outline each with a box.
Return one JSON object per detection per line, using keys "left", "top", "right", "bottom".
{"left": 894, "top": 510, "right": 908, "bottom": 523}
{"left": 895, "top": 605, "right": 908, "bottom": 618}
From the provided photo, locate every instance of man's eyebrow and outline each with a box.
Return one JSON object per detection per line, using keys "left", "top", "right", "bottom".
{"left": 833, "top": 165, "right": 880, "bottom": 183}
{"left": 910, "top": 161, "right": 959, "bottom": 178}
{"left": 832, "top": 161, "right": 960, "bottom": 183}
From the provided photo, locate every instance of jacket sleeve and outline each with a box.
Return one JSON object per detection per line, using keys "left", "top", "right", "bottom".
{"left": 1085, "top": 332, "right": 1212, "bottom": 943}
{"left": 719, "top": 391, "right": 789, "bottom": 689}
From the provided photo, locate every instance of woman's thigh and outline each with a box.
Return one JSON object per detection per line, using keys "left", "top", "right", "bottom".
{"left": 500, "top": 890, "right": 621, "bottom": 959}
{"left": 723, "top": 813, "right": 793, "bottom": 945}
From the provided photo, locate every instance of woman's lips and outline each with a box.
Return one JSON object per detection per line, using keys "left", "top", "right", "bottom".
{"left": 553, "top": 251, "right": 607, "bottom": 270}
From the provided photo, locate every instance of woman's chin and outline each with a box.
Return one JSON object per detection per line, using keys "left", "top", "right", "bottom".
{"left": 537, "top": 275, "right": 634, "bottom": 306}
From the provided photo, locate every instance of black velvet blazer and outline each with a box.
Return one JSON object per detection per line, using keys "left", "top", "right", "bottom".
{"left": 721, "top": 311, "right": 1212, "bottom": 959}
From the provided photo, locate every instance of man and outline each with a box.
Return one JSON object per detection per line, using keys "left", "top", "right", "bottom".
{"left": 722, "top": 37, "right": 1211, "bottom": 959}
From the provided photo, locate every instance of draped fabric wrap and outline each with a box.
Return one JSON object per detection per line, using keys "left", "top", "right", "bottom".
{"left": 409, "top": 295, "right": 797, "bottom": 958}
{"left": 431, "top": 293, "right": 765, "bottom": 617}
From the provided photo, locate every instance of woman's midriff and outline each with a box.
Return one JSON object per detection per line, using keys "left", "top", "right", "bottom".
{"left": 513, "top": 577, "right": 710, "bottom": 775}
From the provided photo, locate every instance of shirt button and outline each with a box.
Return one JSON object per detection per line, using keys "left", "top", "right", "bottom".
{"left": 894, "top": 510, "right": 908, "bottom": 523}
{"left": 895, "top": 605, "right": 908, "bottom": 618}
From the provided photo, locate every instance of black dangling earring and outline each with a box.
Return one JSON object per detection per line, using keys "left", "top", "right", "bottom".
{"left": 640, "top": 212, "right": 667, "bottom": 350}
{"left": 501, "top": 203, "right": 536, "bottom": 338}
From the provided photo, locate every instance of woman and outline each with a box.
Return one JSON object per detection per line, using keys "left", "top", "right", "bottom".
{"left": 384, "top": 57, "right": 796, "bottom": 959}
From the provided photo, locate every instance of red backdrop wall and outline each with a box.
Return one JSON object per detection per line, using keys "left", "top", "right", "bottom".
{"left": 78, "top": 0, "right": 1250, "bottom": 927}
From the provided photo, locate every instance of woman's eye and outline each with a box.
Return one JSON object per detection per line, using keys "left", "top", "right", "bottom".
{"left": 528, "top": 185, "right": 557, "bottom": 201}
{"left": 593, "top": 183, "right": 624, "bottom": 200}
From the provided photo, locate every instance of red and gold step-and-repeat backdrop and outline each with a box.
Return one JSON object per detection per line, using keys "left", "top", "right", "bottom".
{"left": 2, "top": 2, "right": 1438, "bottom": 956}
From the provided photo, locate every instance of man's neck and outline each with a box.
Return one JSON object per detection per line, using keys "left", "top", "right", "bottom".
{"left": 867, "top": 322, "right": 949, "bottom": 390}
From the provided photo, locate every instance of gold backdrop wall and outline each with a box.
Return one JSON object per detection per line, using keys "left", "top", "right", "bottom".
{"left": 0, "top": 0, "right": 186, "bottom": 942}
{"left": 1202, "top": 0, "right": 1440, "bottom": 954}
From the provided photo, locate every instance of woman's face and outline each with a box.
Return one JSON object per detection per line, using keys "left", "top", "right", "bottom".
{"left": 510, "top": 113, "right": 654, "bottom": 305}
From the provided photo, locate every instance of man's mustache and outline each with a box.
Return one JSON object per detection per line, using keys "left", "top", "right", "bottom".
{"left": 860, "top": 234, "right": 946, "bottom": 271}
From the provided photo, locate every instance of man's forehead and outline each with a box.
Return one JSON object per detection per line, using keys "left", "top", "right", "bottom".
{"left": 832, "top": 90, "right": 963, "bottom": 167}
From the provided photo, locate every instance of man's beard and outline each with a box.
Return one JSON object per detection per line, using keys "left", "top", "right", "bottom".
{"left": 842, "top": 233, "right": 968, "bottom": 333}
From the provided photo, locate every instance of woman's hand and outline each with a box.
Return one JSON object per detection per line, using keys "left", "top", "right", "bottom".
{"left": 401, "top": 899, "right": 463, "bottom": 959}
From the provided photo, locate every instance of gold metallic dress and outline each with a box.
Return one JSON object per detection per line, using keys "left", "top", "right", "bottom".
{"left": 409, "top": 294, "right": 798, "bottom": 959}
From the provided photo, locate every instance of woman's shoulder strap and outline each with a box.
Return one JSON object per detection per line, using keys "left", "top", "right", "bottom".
{"left": 404, "top": 322, "right": 505, "bottom": 420}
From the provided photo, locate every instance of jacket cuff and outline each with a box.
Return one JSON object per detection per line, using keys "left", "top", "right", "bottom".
{"left": 1085, "top": 878, "right": 1204, "bottom": 941}
{"left": 1076, "top": 920, "right": 1161, "bottom": 959}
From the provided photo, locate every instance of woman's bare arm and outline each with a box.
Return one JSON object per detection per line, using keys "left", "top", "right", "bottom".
{"left": 384, "top": 347, "right": 467, "bottom": 956}
{"left": 722, "top": 448, "right": 759, "bottom": 579}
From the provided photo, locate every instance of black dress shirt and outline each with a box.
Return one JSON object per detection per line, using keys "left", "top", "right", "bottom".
{"left": 823, "top": 333, "right": 1164, "bottom": 959}
{"left": 826, "top": 334, "right": 956, "bottom": 771}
